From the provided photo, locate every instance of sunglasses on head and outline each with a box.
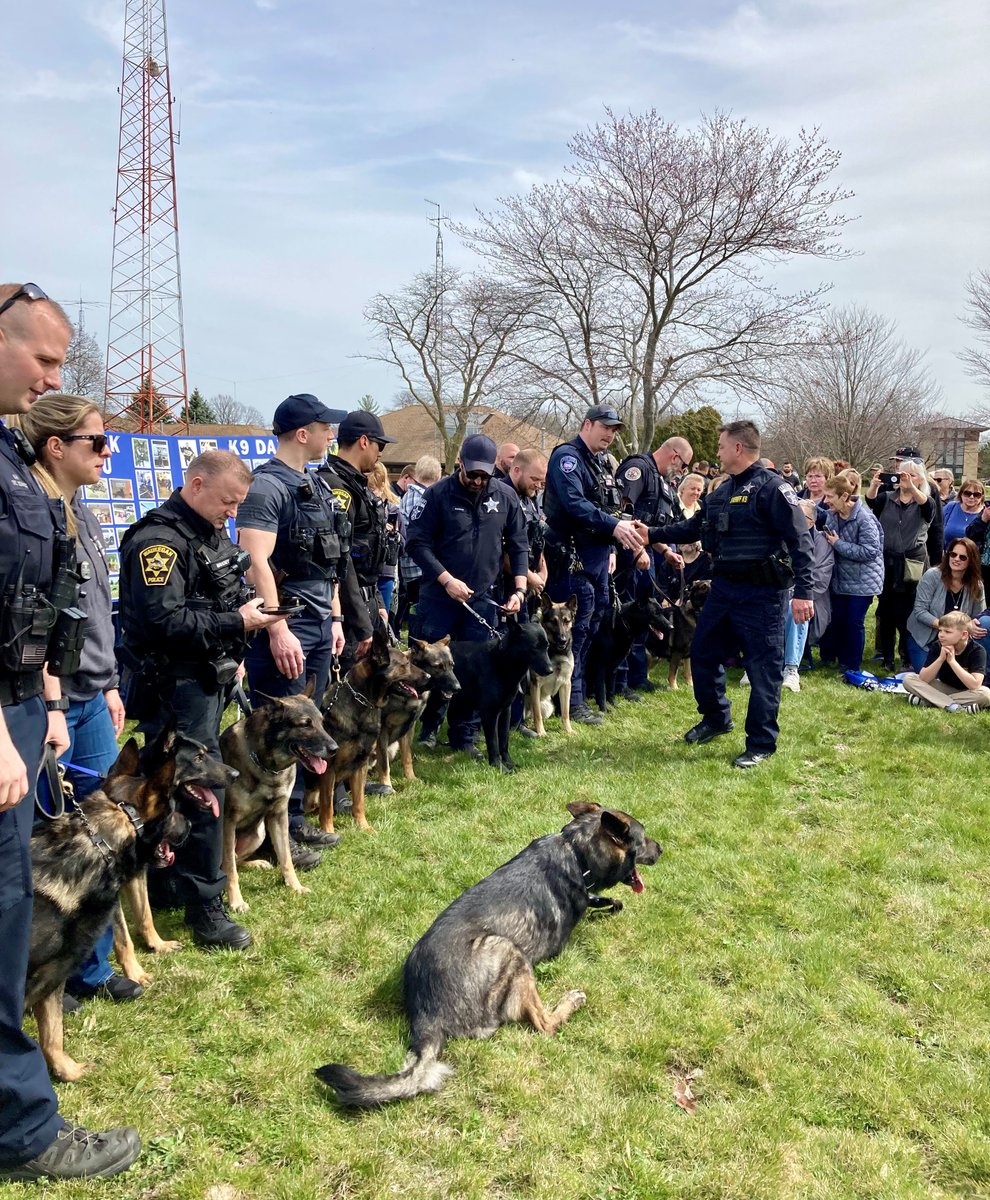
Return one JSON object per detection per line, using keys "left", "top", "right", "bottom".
{"left": 60, "top": 433, "right": 108, "bottom": 454}
{"left": 0, "top": 282, "right": 50, "bottom": 321}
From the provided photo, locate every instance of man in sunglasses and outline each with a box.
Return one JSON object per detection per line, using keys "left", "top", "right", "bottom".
{"left": 318, "top": 410, "right": 398, "bottom": 670}
{"left": 405, "top": 434, "right": 530, "bottom": 757}
{"left": 0, "top": 283, "right": 141, "bottom": 1181}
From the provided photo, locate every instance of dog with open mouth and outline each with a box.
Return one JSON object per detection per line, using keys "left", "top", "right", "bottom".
{"left": 315, "top": 801, "right": 661, "bottom": 1107}
{"left": 305, "top": 627, "right": 429, "bottom": 834}
{"left": 27, "top": 738, "right": 190, "bottom": 1082}
{"left": 219, "top": 681, "right": 337, "bottom": 911}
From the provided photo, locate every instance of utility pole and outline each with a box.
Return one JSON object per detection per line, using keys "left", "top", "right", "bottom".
{"left": 104, "top": 0, "right": 188, "bottom": 430}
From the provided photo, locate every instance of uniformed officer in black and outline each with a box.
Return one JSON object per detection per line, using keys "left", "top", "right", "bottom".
{"left": 119, "top": 450, "right": 279, "bottom": 947}
{"left": 637, "top": 420, "right": 814, "bottom": 768}
{"left": 237, "top": 395, "right": 348, "bottom": 855}
{"left": 0, "top": 283, "right": 141, "bottom": 1182}
{"left": 505, "top": 448, "right": 549, "bottom": 611}
{"left": 543, "top": 404, "right": 648, "bottom": 726}
{"left": 614, "top": 435, "right": 693, "bottom": 693}
{"left": 405, "top": 433, "right": 529, "bottom": 754}
{"left": 317, "top": 410, "right": 397, "bottom": 669}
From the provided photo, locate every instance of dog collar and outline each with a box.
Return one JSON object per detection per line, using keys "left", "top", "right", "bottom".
{"left": 117, "top": 802, "right": 144, "bottom": 835}
{"left": 249, "top": 749, "right": 284, "bottom": 776}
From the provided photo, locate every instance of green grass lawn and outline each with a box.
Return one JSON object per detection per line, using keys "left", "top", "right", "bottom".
{"left": 9, "top": 659, "right": 990, "bottom": 1199}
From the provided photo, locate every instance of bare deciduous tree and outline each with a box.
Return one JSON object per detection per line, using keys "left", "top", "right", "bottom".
{"left": 461, "top": 109, "right": 854, "bottom": 451}
{"left": 757, "top": 305, "right": 941, "bottom": 468}
{"left": 364, "top": 268, "right": 532, "bottom": 464}
{"left": 208, "top": 393, "right": 265, "bottom": 426}
{"left": 960, "top": 270, "right": 990, "bottom": 395}
{"left": 61, "top": 324, "right": 104, "bottom": 399}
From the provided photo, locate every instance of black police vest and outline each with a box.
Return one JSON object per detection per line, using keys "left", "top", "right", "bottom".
{"left": 618, "top": 453, "right": 679, "bottom": 526}
{"left": 544, "top": 440, "right": 622, "bottom": 538}
{"left": 0, "top": 430, "right": 62, "bottom": 681}
{"left": 123, "top": 506, "right": 251, "bottom": 612}
{"left": 254, "top": 460, "right": 349, "bottom": 583}
{"left": 520, "top": 494, "right": 546, "bottom": 568}
{"left": 701, "top": 468, "right": 784, "bottom": 564}
{"left": 318, "top": 460, "right": 387, "bottom": 587}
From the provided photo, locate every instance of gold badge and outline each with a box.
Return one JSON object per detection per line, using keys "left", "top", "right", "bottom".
{"left": 139, "top": 544, "right": 178, "bottom": 586}
{"left": 331, "top": 488, "right": 352, "bottom": 512}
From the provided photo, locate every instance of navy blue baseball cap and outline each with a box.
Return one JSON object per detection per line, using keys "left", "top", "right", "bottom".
{"left": 584, "top": 404, "right": 624, "bottom": 428}
{"left": 272, "top": 393, "right": 348, "bottom": 435}
{"left": 337, "top": 410, "right": 397, "bottom": 445}
{"left": 460, "top": 434, "right": 497, "bottom": 474}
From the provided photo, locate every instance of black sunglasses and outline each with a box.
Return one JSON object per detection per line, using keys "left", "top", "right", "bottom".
{"left": 0, "top": 282, "right": 50, "bottom": 321}
{"left": 961, "top": 491, "right": 983, "bottom": 498}
{"left": 464, "top": 470, "right": 491, "bottom": 482}
{"left": 61, "top": 433, "right": 108, "bottom": 454}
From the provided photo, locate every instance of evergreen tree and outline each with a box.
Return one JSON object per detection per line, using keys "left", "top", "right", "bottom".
{"left": 186, "top": 388, "right": 216, "bottom": 423}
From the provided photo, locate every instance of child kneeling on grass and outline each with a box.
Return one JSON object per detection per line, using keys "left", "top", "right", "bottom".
{"left": 903, "top": 610, "right": 990, "bottom": 713}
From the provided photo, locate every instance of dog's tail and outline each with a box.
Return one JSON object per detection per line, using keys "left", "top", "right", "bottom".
{"left": 315, "top": 1035, "right": 451, "bottom": 1108}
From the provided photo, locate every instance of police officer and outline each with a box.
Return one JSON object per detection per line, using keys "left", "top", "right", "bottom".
{"left": 637, "top": 419, "right": 814, "bottom": 768}
{"left": 237, "top": 395, "right": 348, "bottom": 856}
{"left": 0, "top": 282, "right": 141, "bottom": 1182}
{"left": 119, "top": 451, "right": 279, "bottom": 947}
{"left": 405, "top": 434, "right": 529, "bottom": 755}
{"left": 492, "top": 441, "right": 519, "bottom": 482}
{"left": 506, "top": 448, "right": 549, "bottom": 607}
{"left": 543, "top": 404, "right": 648, "bottom": 726}
{"left": 614, "top": 436, "right": 693, "bottom": 694}
{"left": 317, "top": 410, "right": 397, "bottom": 668}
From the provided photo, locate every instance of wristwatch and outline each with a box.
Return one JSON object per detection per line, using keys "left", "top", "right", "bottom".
{"left": 45, "top": 697, "right": 70, "bottom": 712}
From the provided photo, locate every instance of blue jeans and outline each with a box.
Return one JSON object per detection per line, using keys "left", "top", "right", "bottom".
{"left": 63, "top": 694, "right": 121, "bottom": 990}
{"left": 783, "top": 602, "right": 808, "bottom": 669}
{"left": 906, "top": 632, "right": 931, "bottom": 673}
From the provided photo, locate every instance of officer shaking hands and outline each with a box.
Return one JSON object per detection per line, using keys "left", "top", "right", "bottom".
{"left": 119, "top": 451, "right": 280, "bottom": 949}
{"left": 638, "top": 420, "right": 813, "bottom": 768}
{"left": 544, "top": 404, "right": 648, "bottom": 727}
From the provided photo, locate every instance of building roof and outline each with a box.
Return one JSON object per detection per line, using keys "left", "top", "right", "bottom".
{"left": 378, "top": 405, "right": 560, "bottom": 468}
{"left": 918, "top": 414, "right": 990, "bottom": 434}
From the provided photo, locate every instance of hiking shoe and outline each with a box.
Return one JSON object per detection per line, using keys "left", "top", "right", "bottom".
{"left": 291, "top": 822, "right": 340, "bottom": 848}
{"left": 515, "top": 723, "right": 539, "bottom": 739}
{"left": 782, "top": 668, "right": 800, "bottom": 694}
{"left": 684, "top": 720, "right": 734, "bottom": 745}
{"left": 570, "top": 703, "right": 604, "bottom": 727}
{"left": 907, "top": 694, "right": 924, "bottom": 707}
{"left": 739, "top": 672, "right": 750, "bottom": 687}
{"left": 733, "top": 750, "right": 774, "bottom": 769}
{"left": 62, "top": 992, "right": 81, "bottom": 1015}
{"left": 0, "top": 1122, "right": 141, "bottom": 1182}
{"left": 456, "top": 744, "right": 486, "bottom": 763}
{"left": 185, "top": 896, "right": 252, "bottom": 951}
{"left": 418, "top": 733, "right": 438, "bottom": 749}
{"left": 616, "top": 685, "right": 643, "bottom": 703}
{"left": 68, "top": 973, "right": 143, "bottom": 1004}
{"left": 288, "top": 841, "right": 322, "bottom": 871}
{"left": 363, "top": 782, "right": 394, "bottom": 795}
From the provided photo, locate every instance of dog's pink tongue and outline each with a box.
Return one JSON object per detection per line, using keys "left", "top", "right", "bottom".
{"left": 631, "top": 868, "right": 644, "bottom": 894}
{"left": 189, "top": 785, "right": 220, "bottom": 818}
{"left": 158, "top": 842, "right": 174, "bottom": 867}
{"left": 299, "top": 751, "right": 328, "bottom": 775}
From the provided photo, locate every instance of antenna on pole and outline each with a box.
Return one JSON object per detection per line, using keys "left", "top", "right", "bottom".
{"left": 425, "top": 199, "right": 444, "bottom": 425}
{"left": 104, "top": 0, "right": 188, "bottom": 431}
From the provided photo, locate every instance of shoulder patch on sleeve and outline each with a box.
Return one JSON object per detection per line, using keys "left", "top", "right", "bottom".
{"left": 778, "top": 483, "right": 800, "bottom": 506}
{"left": 622, "top": 465, "right": 641, "bottom": 482}
{"left": 560, "top": 456, "right": 578, "bottom": 474}
{"left": 139, "top": 544, "right": 178, "bottom": 586}
{"left": 331, "top": 488, "right": 352, "bottom": 512}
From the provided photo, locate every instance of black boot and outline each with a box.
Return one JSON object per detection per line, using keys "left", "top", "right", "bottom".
{"left": 0, "top": 1122, "right": 141, "bottom": 1182}
{"left": 185, "top": 895, "right": 252, "bottom": 950}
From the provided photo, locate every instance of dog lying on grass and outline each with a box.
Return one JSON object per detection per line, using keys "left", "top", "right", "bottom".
{"left": 315, "top": 801, "right": 661, "bottom": 1107}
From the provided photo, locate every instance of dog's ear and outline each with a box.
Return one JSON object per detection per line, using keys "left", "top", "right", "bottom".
{"left": 109, "top": 737, "right": 142, "bottom": 779}
{"left": 567, "top": 801, "right": 602, "bottom": 818}
{"left": 540, "top": 592, "right": 553, "bottom": 613}
{"left": 303, "top": 677, "right": 316, "bottom": 699}
{"left": 150, "top": 754, "right": 177, "bottom": 798}
{"left": 599, "top": 809, "right": 632, "bottom": 845}
{"left": 435, "top": 635, "right": 451, "bottom": 646}
{"left": 410, "top": 637, "right": 426, "bottom": 649}
{"left": 566, "top": 594, "right": 578, "bottom": 613}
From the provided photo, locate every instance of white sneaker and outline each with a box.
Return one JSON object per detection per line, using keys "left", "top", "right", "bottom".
{"left": 782, "top": 668, "right": 800, "bottom": 693}
{"left": 739, "top": 672, "right": 750, "bottom": 688}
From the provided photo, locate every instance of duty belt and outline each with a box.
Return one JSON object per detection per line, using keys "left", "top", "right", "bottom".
{"left": 0, "top": 671, "right": 44, "bottom": 707}
{"left": 359, "top": 584, "right": 378, "bottom": 600}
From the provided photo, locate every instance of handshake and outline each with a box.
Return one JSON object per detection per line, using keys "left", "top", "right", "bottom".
{"left": 613, "top": 519, "right": 683, "bottom": 571}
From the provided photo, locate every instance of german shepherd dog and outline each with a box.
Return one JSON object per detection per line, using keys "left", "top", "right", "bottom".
{"left": 373, "top": 637, "right": 461, "bottom": 792}
{"left": 446, "top": 620, "right": 553, "bottom": 772}
{"left": 661, "top": 578, "right": 711, "bottom": 689}
{"left": 585, "top": 594, "right": 672, "bottom": 712}
{"left": 219, "top": 682, "right": 337, "bottom": 912}
{"left": 306, "top": 627, "right": 429, "bottom": 834}
{"left": 527, "top": 594, "right": 577, "bottom": 736}
{"left": 27, "top": 739, "right": 190, "bottom": 1082}
{"left": 315, "top": 802, "right": 661, "bottom": 1107}
{"left": 121, "top": 730, "right": 238, "bottom": 956}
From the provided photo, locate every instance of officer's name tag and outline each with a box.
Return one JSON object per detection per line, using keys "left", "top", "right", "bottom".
{"left": 139, "top": 544, "right": 178, "bottom": 586}
{"left": 729, "top": 495, "right": 749, "bottom": 504}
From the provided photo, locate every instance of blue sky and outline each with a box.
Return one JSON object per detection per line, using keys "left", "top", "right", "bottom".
{"left": 2, "top": 0, "right": 988, "bottom": 424}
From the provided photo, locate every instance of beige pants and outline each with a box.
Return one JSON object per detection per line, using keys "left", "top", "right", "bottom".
{"left": 902, "top": 674, "right": 990, "bottom": 709}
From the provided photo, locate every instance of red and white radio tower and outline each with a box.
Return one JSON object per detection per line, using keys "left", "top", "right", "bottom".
{"left": 104, "top": 0, "right": 188, "bottom": 430}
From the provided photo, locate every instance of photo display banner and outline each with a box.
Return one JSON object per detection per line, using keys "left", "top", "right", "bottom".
{"left": 82, "top": 431, "right": 279, "bottom": 597}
